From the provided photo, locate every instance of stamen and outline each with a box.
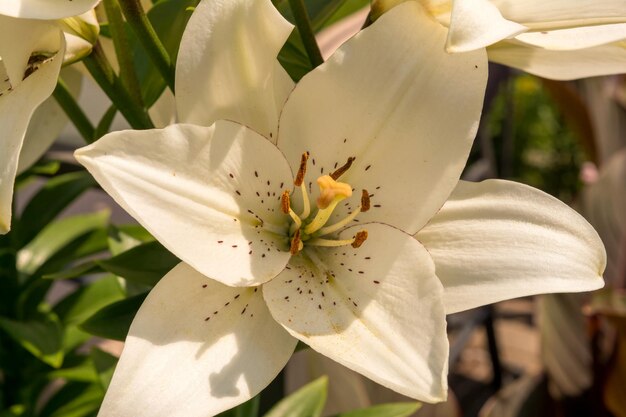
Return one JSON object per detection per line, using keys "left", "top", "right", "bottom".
{"left": 290, "top": 229, "right": 303, "bottom": 254}
{"left": 307, "top": 229, "right": 368, "bottom": 248}
{"left": 307, "top": 237, "right": 358, "bottom": 247}
{"left": 351, "top": 230, "right": 368, "bottom": 248}
{"left": 280, "top": 190, "right": 290, "bottom": 214}
{"left": 330, "top": 157, "right": 355, "bottom": 180}
{"left": 315, "top": 189, "right": 370, "bottom": 237}
{"left": 298, "top": 182, "right": 311, "bottom": 220}
{"left": 316, "top": 208, "right": 361, "bottom": 236}
{"left": 304, "top": 197, "right": 343, "bottom": 235}
{"left": 294, "top": 152, "right": 309, "bottom": 187}
{"left": 281, "top": 190, "right": 302, "bottom": 228}
{"left": 360, "top": 189, "right": 370, "bottom": 212}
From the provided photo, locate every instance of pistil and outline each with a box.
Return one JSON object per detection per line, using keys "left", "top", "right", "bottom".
{"left": 316, "top": 190, "right": 370, "bottom": 236}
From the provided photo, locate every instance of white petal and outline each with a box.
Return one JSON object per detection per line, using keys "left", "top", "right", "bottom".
{"left": 149, "top": 88, "right": 177, "bottom": 128}
{"left": 99, "top": 263, "right": 297, "bottom": 417}
{"left": 75, "top": 121, "right": 294, "bottom": 286}
{"left": 445, "top": 0, "right": 527, "bottom": 53}
{"left": 538, "top": 293, "right": 592, "bottom": 397}
{"left": 277, "top": 2, "right": 487, "bottom": 234}
{"left": 18, "top": 67, "right": 82, "bottom": 173}
{"left": 176, "top": 0, "right": 294, "bottom": 141}
{"left": 62, "top": 33, "right": 93, "bottom": 65}
{"left": 487, "top": 39, "right": 626, "bottom": 80}
{"left": 515, "top": 24, "right": 626, "bottom": 51}
{"left": 0, "top": 0, "right": 99, "bottom": 20}
{"left": 490, "top": 0, "right": 626, "bottom": 29}
{"left": 416, "top": 180, "right": 606, "bottom": 314}
{"left": 0, "top": 17, "right": 64, "bottom": 234}
{"left": 579, "top": 149, "right": 626, "bottom": 287}
{"left": 264, "top": 223, "right": 449, "bottom": 402}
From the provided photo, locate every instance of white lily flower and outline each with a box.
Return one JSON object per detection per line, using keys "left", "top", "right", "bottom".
{"left": 0, "top": 1, "right": 98, "bottom": 234}
{"left": 373, "top": 0, "right": 626, "bottom": 80}
{"left": 17, "top": 67, "right": 83, "bottom": 174}
{"left": 0, "top": 0, "right": 99, "bottom": 20}
{"left": 75, "top": 0, "right": 605, "bottom": 415}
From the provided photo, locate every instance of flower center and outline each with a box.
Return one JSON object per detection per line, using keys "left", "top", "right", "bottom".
{"left": 280, "top": 153, "right": 370, "bottom": 255}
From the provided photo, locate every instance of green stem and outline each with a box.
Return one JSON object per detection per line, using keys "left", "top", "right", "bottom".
{"left": 288, "top": 0, "right": 324, "bottom": 68}
{"left": 84, "top": 43, "right": 154, "bottom": 130}
{"left": 53, "top": 78, "right": 95, "bottom": 143}
{"left": 103, "top": 0, "right": 144, "bottom": 107}
{"left": 118, "top": 0, "right": 176, "bottom": 92}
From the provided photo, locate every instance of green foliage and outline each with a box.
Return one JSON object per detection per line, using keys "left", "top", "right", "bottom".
{"left": 0, "top": 169, "right": 117, "bottom": 415}
{"left": 80, "top": 293, "right": 148, "bottom": 341}
{"left": 96, "top": 241, "right": 179, "bottom": 287}
{"left": 330, "top": 402, "right": 421, "bottom": 417}
{"left": 0, "top": 313, "right": 64, "bottom": 368}
{"left": 53, "top": 276, "right": 125, "bottom": 326}
{"left": 217, "top": 396, "right": 260, "bottom": 417}
{"left": 275, "top": 0, "right": 369, "bottom": 81}
{"left": 219, "top": 376, "right": 421, "bottom": 417}
{"left": 135, "top": 0, "right": 199, "bottom": 106}
{"left": 265, "top": 376, "right": 328, "bottom": 417}
{"left": 15, "top": 172, "right": 96, "bottom": 249}
{"left": 486, "top": 75, "right": 585, "bottom": 202}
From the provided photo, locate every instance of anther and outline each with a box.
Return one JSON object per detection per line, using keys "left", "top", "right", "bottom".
{"left": 294, "top": 152, "right": 309, "bottom": 187}
{"left": 330, "top": 157, "right": 355, "bottom": 180}
{"left": 360, "top": 189, "right": 370, "bottom": 212}
{"left": 281, "top": 189, "right": 302, "bottom": 228}
{"left": 281, "top": 190, "right": 290, "bottom": 214}
{"left": 351, "top": 230, "right": 368, "bottom": 248}
{"left": 290, "top": 229, "right": 303, "bottom": 255}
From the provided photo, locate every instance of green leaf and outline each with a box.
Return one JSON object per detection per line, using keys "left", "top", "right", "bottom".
{"left": 0, "top": 312, "right": 64, "bottom": 368}
{"left": 15, "top": 172, "right": 96, "bottom": 248}
{"left": 310, "top": 0, "right": 369, "bottom": 30}
{"left": 15, "top": 161, "right": 61, "bottom": 188}
{"left": 91, "top": 348, "right": 118, "bottom": 390}
{"left": 48, "top": 358, "right": 98, "bottom": 383}
{"left": 275, "top": 0, "right": 369, "bottom": 81}
{"left": 53, "top": 276, "right": 125, "bottom": 325}
{"left": 80, "top": 293, "right": 148, "bottom": 341}
{"left": 17, "top": 211, "right": 109, "bottom": 276}
{"left": 0, "top": 405, "right": 27, "bottom": 417}
{"left": 135, "top": 0, "right": 199, "bottom": 107}
{"left": 96, "top": 241, "right": 179, "bottom": 287}
{"left": 107, "top": 224, "right": 154, "bottom": 256}
{"left": 62, "top": 326, "right": 92, "bottom": 353}
{"left": 218, "top": 396, "right": 260, "bottom": 417}
{"left": 277, "top": 30, "right": 312, "bottom": 82}
{"left": 94, "top": 105, "right": 117, "bottom": 139}
{"left": 264, "top": 376, "right": 327, "bottom": 417}
{"left": 331, "top": 403, "right": 421, "bottom": 417}
{"left": 43, "top": 262, "right": 101, "bottom": 281}
{"left": 38, "top": 382, "right": 103, "bottom": 417}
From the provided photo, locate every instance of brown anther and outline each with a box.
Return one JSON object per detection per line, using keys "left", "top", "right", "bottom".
{"left": 351, "top": 230, "right": 368, "bottom": 248}
{"left": 290, "top": 229, "right": 302, "bottom": 255}
{"left": 294, "top": 152, "right": 309, "bottom": 186}
{"left": 330, "top": 156, "right": 356, "bottom": 180}
{"left": 280, "top": 190, "right": 290, "bottom": 214}
{"left": 360, "top": 189, "right": 370, "bottom": 212}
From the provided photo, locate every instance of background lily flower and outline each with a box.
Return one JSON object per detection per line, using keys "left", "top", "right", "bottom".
{"left": 75, "top": 0, "right": 605, "bottom": 416}
{"left": 0, "top": 0, "right": 98, "bottom": 234}
{"left": 373, "top": 0, "right": 626, "bottom": 80}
